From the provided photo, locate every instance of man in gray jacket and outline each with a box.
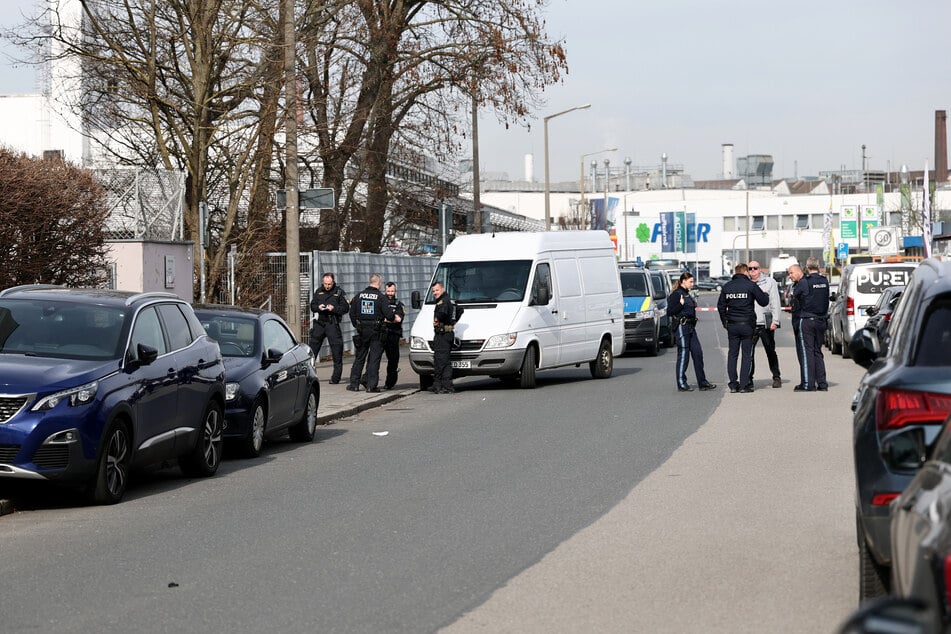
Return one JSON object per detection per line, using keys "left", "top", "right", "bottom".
{"left": 747, "top": 260, "right": 783, "bottom": 388}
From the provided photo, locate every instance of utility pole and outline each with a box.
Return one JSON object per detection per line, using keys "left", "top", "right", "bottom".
{"left": 471, "top": 90, "right": 482, "bottom": 234}
{"left": 283, "top": 0, "right": 301, "bottom": 337}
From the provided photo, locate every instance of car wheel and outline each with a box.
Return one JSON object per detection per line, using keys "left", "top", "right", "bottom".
{"left": 238, "top": 399, "right": 267, "bottom": 458}
{"left": 647, "top": 330, "right": 660, "bottom": 357}
{"left": 419, "top": 373, "right": 434, "bottom": 391}
{"left": 519, "top": 346, "right": 537, "bottom": 389}
{"left": 87, "top": 419, "right": 131, "bottom": 505}
{"left": 289, "top": 388, "right": 318, "bottom": 442}
{"left": 180, "top": 400, "right": 224, "bottom": 477}
{"left": 858, "top": 529, "right": 890, "bottom": 601}
{"left": 831, "top": 324, "right": 843, "bottom": 355}
{"left": 842, "top": 332, "right": 853, "bottom": 359}
{"left": 590, "top": 338, "right": 614, "bottom": 378}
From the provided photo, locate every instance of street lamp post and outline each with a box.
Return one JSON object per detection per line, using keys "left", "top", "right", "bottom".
{"left": 544, "top": 103, "right": 591, "bottom": 231}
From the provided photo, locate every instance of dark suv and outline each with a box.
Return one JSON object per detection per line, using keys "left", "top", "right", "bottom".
{"left": 849, "top": 259, "right": 951, "bottom": 600}
{"left": 0, "top": 286, "right": 226, "bottom": 504}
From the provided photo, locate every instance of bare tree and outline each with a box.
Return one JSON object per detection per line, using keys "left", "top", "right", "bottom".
{"left": 28, "top": 0, "right": 283, "bottom": 299}
{"left": 0, "top": 149, "right": 109, "bottom": 288}
{"left": 300, "top": 0, "right": 567, "bottom": 252}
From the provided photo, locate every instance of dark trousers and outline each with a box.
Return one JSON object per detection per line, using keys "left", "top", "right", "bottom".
{"left": 310, "top": 321, "right": 343, "bottom": 382}
{"left": 749, "top": 325, "right": 781, "bottom": 384}
{"left": 726, "top": 322, "right": 754, "bottom": 390}
{"left": 382, "top": 331, "right": 401, "bottom": 389}
{"left": 795, "top": 317, "right": 828, "bottom": 389}
{"left": 432, "top": 331, "right": 454, "bottom": 390}
{"left": 674, "top": 323, "right": 707, "bottom": 388}
{"left": 349, "top": 324, "right": 383, "bottom": 390}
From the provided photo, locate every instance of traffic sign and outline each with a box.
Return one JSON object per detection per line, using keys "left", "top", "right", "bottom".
{"left": 276, "top": 188, "right": 335, "bottom": 209}
{"left": 836, "top": 242, "right": 849, "bottom": 261}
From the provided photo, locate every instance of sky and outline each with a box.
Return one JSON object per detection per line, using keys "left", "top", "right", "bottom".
{"left": 2, "top": 0, "right": 949, "bottom": 183}
{"left": 475, "top": 0, "right": 951, "bottom": 182}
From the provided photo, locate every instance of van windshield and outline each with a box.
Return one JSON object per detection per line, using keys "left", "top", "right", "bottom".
{"left": 428, "top": 260, "right": 533, "bottom": 303}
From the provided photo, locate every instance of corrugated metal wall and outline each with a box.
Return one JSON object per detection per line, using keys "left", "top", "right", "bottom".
{"left": 309, "top": 252, "right": 438, "bottom": 355}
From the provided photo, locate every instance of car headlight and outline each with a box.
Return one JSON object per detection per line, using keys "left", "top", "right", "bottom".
{"left": 32, "top": 380, "right": 99, "bottom": 412}
{"left": 225, "top": 382, "right": 241, "bottom": 401}
{"left": 410, "top": 336, "right": 429, "bottom": 351}
{"left": 484, "top": 333, "right": 517, "bottom": 349}
{"left": 635, "top": 309, "right": 656, "bottom": 320}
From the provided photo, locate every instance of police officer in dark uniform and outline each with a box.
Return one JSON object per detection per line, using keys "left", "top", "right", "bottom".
{"left": 309, "top": 272, "right": 349, "bottom": 384}
{"left": 431, "top": 281, "right": 463, "bottom": 394}
{"left": 789, "top": 258, "right": 830, "bottom": 392}
{"left": 717, "top": 263, "right": 769, "bottom": 393}
{"left": 347, "top": 273, "right": 396, "bottom": 393}
{"left": 382, "top": 282, "right": 406, "bottom": 390}
{"left": 667, "top": 271, "right": 716, "bottom": 392}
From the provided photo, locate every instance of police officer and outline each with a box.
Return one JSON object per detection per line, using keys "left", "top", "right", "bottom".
{"left": 717, "top": 263, "right": 769, "bottom": 393}
{"left": 667, "top": 271, "right": 716, "bottom": 392}
{"left": 747, "top": 260, "right": 783, "bottom": 389}
{"left": 381, "top": 282, "right": 406, "bottom": 390}
{"left": 789, "top": 258, "right": 830, "bottom": 392}
{"left": 431, "top": 281, "right": 463, "bottom": 394}
{"left": 347, "top": 273, "right": 396, "bottom": 393}
{"left": 309, "top": 272, "right": 349, "bottom": 384}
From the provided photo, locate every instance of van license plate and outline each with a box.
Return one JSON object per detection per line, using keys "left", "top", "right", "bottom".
{"left": 451, "top": 360, "right": 470, "bottom": 369}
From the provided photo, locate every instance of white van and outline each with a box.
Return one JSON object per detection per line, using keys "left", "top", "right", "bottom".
{"left": 829, "top": 260, "right": 918, "bottom": 357}
{"left": 408, "top": 231, "right": 624, "bottom": 389}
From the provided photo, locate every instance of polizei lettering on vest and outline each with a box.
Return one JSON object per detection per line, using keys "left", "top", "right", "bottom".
{"left": 725, "top": 293, "right": 748, "bottom": 299}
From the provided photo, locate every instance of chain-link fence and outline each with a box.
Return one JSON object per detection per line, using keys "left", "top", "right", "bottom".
{"left": 93, "top": 167, "right": 185, "bottom": 240}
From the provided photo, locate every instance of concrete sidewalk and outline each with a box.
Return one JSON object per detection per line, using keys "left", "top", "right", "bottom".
{"left": 313, "top": 345, "right": 420, "bottom": 425}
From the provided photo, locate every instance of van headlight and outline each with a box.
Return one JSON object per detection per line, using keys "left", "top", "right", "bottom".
{"left": 411, "top": 336, "right": 429, "bottom": 351}
{"left": 484, "top": 333, "right": 517, "bottom": 349}
{"left": 33, "top": 380, "right": 99, "bottom": 411}
{"left": 635, "top": 309, "right": 655, "bottom": 320}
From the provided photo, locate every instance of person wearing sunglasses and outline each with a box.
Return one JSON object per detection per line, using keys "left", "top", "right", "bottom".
{"left": 747, "top": 261, "right": 783, "bottom": 388}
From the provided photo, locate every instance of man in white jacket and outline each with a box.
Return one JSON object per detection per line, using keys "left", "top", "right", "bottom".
{"left": 747, "top": 260, "right": 783, "bottom": 388}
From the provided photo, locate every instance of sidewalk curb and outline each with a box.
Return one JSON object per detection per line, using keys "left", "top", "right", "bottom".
{"left": 316, "top": 388, "right": 418, "bottom": 426}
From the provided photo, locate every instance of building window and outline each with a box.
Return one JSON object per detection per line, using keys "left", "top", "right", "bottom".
{"left": 751, "top": 215, "right": 765, "bottom": 231}
{"left": 811, "top": 214, "right": 825, "bottom": 229}
{"left": 795, "top": 214, "right": 809, "bottom": 230}
{"left": 723, "top": 217, "right": 736, "bottom": 231}
{"left": 767, "top": 215, "right": 780, "bottom": 231}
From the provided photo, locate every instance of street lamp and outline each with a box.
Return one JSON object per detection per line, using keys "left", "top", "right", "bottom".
{"left": 579, "top": 147, "right": 617, "bottom": 218}
{"left": 544, "top": 103, "right": 591, "bottom": 231}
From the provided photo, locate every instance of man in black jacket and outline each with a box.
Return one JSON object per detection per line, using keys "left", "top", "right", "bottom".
{"left": 789, "top": 258, "right": 830, "bottom": 391}
{"left": 431, "top": 281, "right": 463, "bottom": 394}
{"left": 382, "top": 282, "right": 406, "bottom": 390}
{"left": 717, "top": 263, "right": 769, "bottom": 393}
{"left": 347, "top": 273, "right": 396, "bottom": 393}
{"left": 309, "top": 273, "right": 349, "bottom": 384}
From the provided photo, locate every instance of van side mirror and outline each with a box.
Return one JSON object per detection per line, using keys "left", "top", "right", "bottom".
{"left": 829, "top": 292, "right": 837, "bottom": 302}
{"left": 534, "top": 285, "right": 550, "bottom": 306}
{"left": 411, "top": 290, "right": 422, "bottom": 310}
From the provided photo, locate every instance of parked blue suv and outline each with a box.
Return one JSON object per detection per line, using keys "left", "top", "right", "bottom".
{"left": 0, "top": 286, "right": 226, "bottom": 504}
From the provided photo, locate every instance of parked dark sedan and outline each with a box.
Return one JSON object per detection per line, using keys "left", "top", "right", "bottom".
{"left": 194, "top": 306, "right": 319, "bottom": 458}
{"left": 890, "top": 412, "right": 951, "bottom": 634}
{"left": 864, "top": 285, "right": 905, "bottom": 352}
{"left": 849, "top": 259, "right": 951, "bottom": 601}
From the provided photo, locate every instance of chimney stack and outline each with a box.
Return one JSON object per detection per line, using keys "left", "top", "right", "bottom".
{"left": 936, "top": 110, "right": 948, "bottom": 183}
{"left": 722, "top": 143, "right": 734, "bottom": 179}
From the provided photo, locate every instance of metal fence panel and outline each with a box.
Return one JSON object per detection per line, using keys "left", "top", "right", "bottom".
{"left": 310, "top": 252, "right": 438, "bottom": 355}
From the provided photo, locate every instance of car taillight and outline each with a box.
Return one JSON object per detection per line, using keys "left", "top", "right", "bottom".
{"left": 846, "top": 296, "right": 855, "bottom": 316}
{"left": 876, "top": 387, "right": 951, "bottom": 430}
{"left": 883, "top": 312, "right": 892, "bottom": 323}
{"left": 943, "top": 554, "right": 951, "bottom": 615}
{"left": 871, "top": 493, "right": 900, "bottom": 506}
